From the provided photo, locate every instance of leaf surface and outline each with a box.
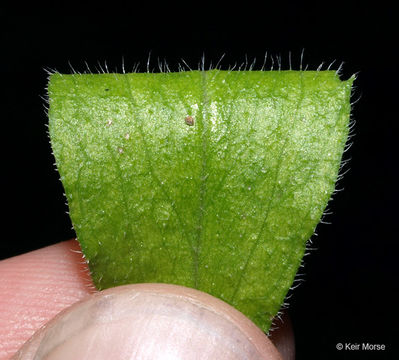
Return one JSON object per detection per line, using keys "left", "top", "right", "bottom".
{"left": 48, "top": 70, "right": 353, "bottom": 331}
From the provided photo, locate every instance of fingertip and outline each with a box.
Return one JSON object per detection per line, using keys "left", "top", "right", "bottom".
{"left": 0, "top": 240, "right": 95, "bottom": 358}
{"left": 15, "top": 284, "right": 284, "bottom": 360}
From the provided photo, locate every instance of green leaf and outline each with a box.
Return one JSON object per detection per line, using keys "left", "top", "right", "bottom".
{"left": 48, "top": 70, "right": 353, "bottom": 331}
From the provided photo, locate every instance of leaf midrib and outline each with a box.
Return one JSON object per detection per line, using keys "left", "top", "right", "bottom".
{"left": 193, "top": 70, "right": 209, "bottom": 288}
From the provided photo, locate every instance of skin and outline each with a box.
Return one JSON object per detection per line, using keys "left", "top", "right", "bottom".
{"left": 0, "top": 240, "right": 294, "bottom": 360}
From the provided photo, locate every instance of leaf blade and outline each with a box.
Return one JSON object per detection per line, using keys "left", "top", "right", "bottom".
{"left": 49, "top": 70, "right": 353, "bottom": 331}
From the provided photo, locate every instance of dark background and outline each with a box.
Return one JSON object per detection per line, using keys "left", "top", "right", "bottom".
{"left": 1, "top": 5, "right": 397, "bottom": 359}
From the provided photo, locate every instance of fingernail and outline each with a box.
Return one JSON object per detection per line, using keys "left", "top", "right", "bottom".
{"left": 14, "top": 284, "right": 282, "bottom": 360}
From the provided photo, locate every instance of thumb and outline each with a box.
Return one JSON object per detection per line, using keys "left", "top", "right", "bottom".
{"left": 14, "top": 283, "right": 283, "bottom": 360}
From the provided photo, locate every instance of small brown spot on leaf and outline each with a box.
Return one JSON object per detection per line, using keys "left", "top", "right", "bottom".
{"left": 185, "top": 116, "right": 194, "bottom": 126}
{"left": 106, "top": 119, "right": 113, "bottom": 127}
